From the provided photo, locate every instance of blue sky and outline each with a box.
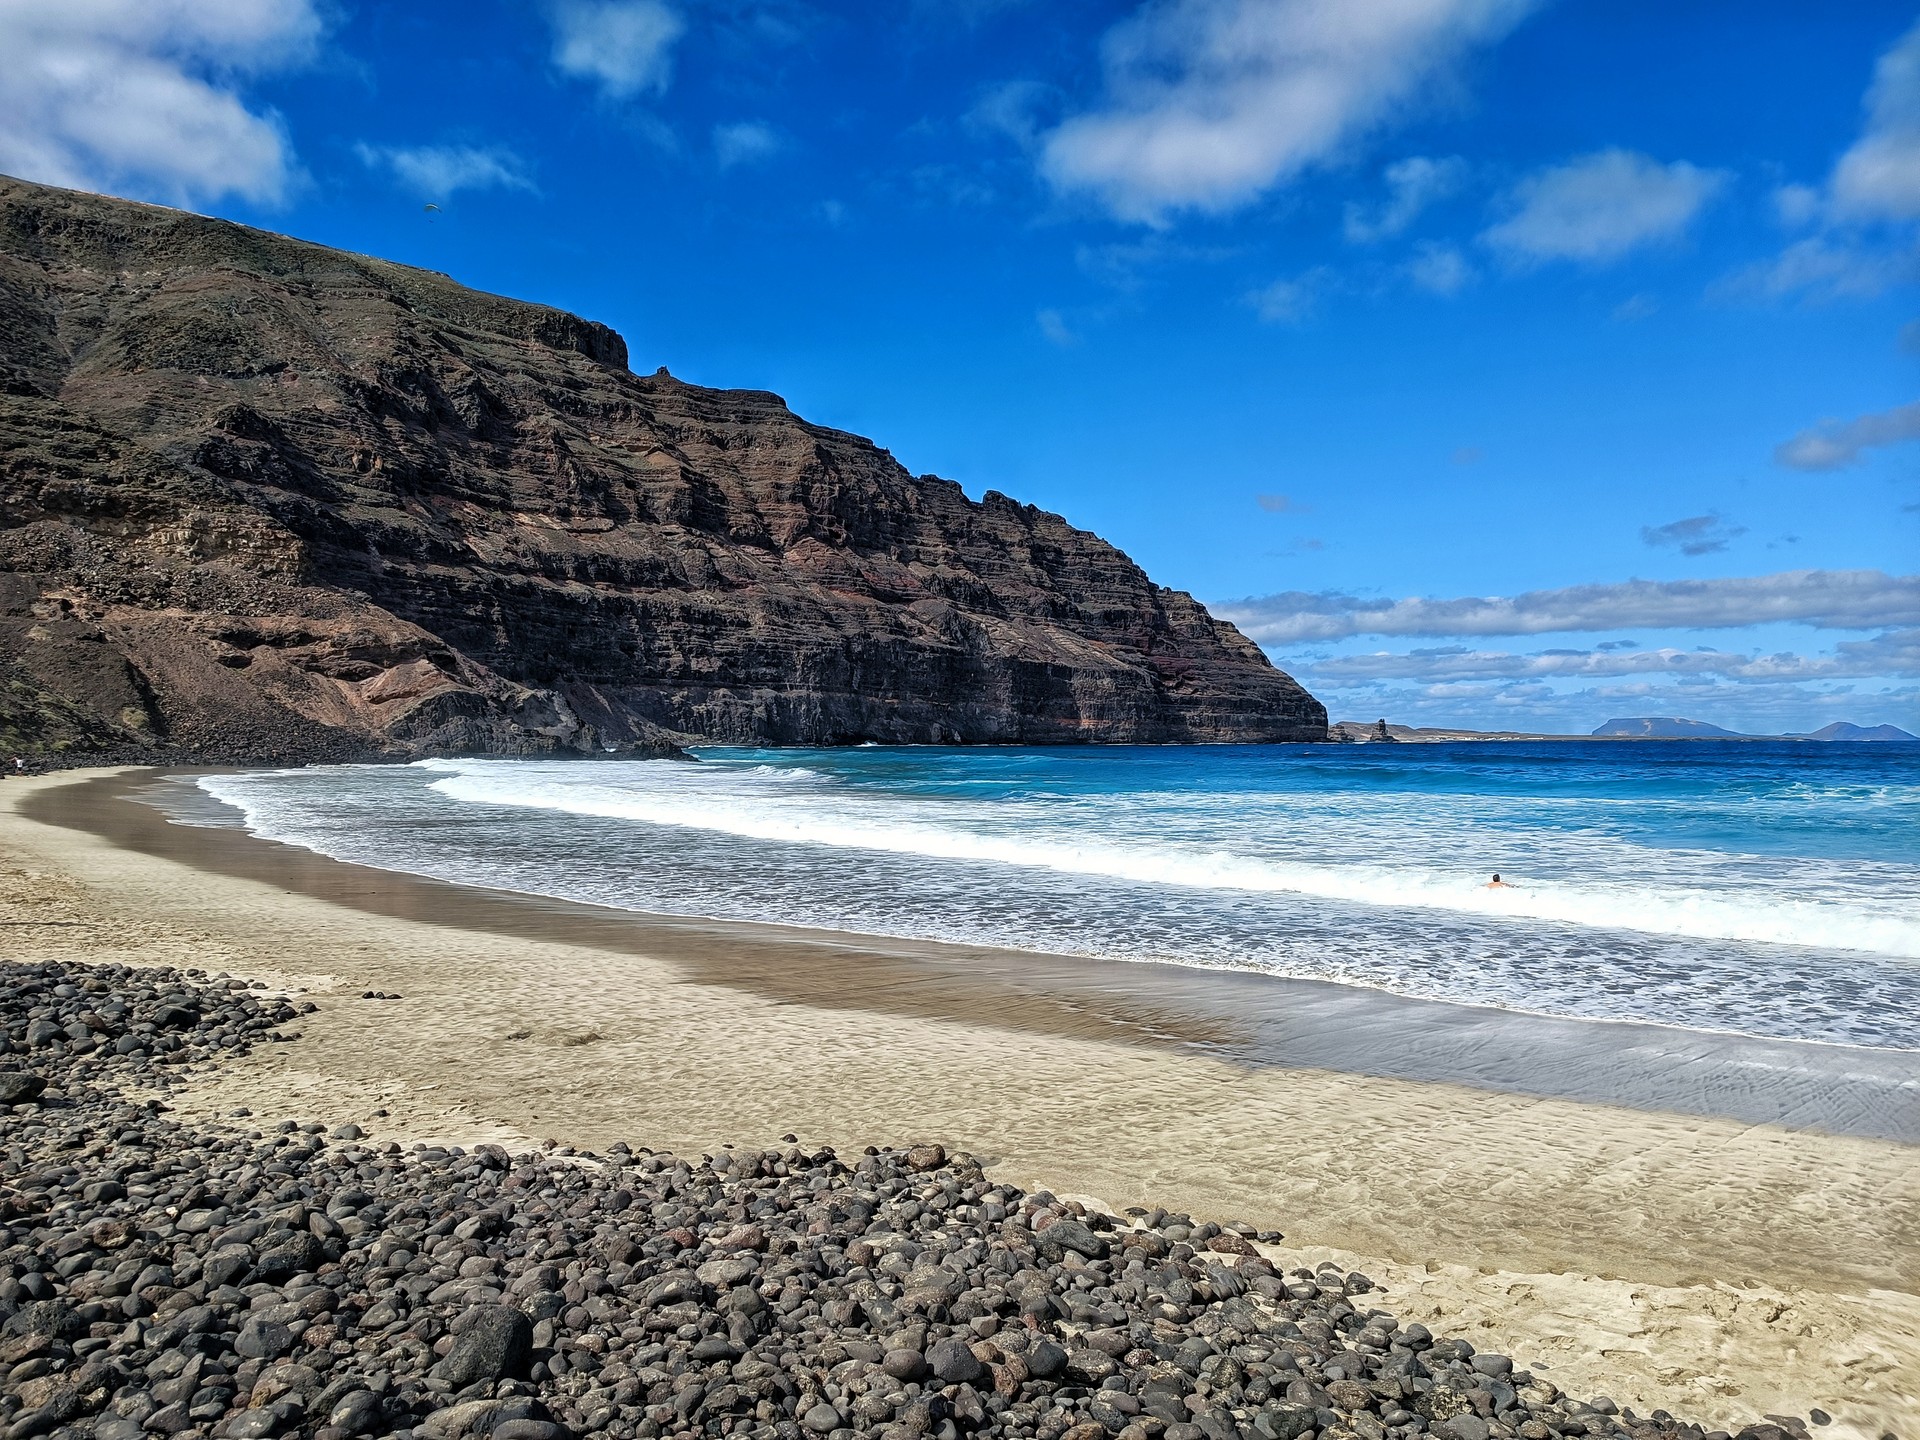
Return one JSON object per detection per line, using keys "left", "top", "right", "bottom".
{"left": 4, "top": 0, "right": 1918, "bottom": 734}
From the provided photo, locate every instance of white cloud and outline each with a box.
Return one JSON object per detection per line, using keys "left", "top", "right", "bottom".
{"left": 1298, "top": 630, "right": 1920, "bottom": 685}
{"left": 1036, "top": 308, "right": 1078, "bottom": 346}
{"left": 0, "top": 0, "right": 321, "bottom": 206}
{"left": 1732, "top": 23, "right": 1920, "bottom": 302}
{"left": 1720, "top": 235, "right": 1918, "bottom": 302}
{"left": 906, "top": 162, "right": 998, "bottom": 208}
{"left": 1343, "top": 154, "right": 1466, "bottom": 242}
{"left": 1255, "top": 493, "right": 1302, "bottom": 513}
{"left": 1247, "top": 266, "right": 1336, "bottom": 323}
{"left": 1295, "top": 635, "right": 1920, "bottom": 734}
{"left": 1074, "top": 234, "right": 1234, "bottom": 291}
{"left": 1481, "top": 149, "right": 1727, "bottom": 265}
{"left": 1775, "top": 398, "right": 1920, "bottom": 470}
{"left": 1405, "top": 240, "right": 1474, "bottom": 294}
{"left": 1039, "top": 0, "right": 1538, "bottom": 224}
{"left": 1218, "top": 569, "right": 1920, "bottom": 644}
{"left": 356, "top": 145, "right": 534, "bottom": 200}
{"left": 1828, "top": 18, "right": 1920, "bottom": 222}
{"left": 713, "top": 121, "right": 781, "bottom": 169}
{"left": 550, "top": 0, "right": 685, "bottom": 98}
{"left": 1773, "top": 182, "right": 1822, "bottom": 228}
{"left": 1640, "top": 513, "right": 1746, "bottom": 557}
{"left": 1296, "top": 629, "right": 1920, "bottom": 741}
{"left": 966, "top": 80, "right": 1055, "bottom": 147}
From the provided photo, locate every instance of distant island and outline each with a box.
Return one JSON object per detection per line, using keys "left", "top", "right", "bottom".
{"left": 1594, "top": 716, "right": 1918, "bottom": 741}
{"left": 1795, "top": 721, "right": 1920, "bottom": 742}
{"left": 1592, "top": 717, "right": 1746, "bottom": 739}
{"left": 1330, "top": 717, "right": 1918, "bottom": 743}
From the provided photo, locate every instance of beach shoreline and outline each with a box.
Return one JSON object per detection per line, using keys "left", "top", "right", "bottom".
{"left": 44, "top": 768, "right": 1920, "bottom": 1145}
{"left": 2, "top": 767, "right": 1917, "bottom": 1433}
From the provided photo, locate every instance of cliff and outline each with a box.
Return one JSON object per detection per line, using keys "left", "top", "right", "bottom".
{"left": 0, "top": 175, "right": 1325, "bottom": 761}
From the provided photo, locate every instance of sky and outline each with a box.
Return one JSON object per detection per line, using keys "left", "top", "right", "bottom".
{"left": 2, "top": 0, "right": 1918, "bottom": 735}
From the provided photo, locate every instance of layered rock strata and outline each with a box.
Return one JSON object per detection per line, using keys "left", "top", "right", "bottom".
{"left": 0, "top": 176, "right": 1324, "bottom": 761}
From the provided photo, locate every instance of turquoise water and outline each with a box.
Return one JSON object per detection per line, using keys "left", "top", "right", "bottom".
{"left": 198, "top": 741, "right": 1920, "bottom": 1051}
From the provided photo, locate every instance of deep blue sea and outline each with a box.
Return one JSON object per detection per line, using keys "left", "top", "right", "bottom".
{"left": 196, "top": 741, "right": 1920, "bottom": 1052}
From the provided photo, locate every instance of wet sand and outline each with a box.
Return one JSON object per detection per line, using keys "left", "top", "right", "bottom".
{"left": 3, "top": 767, "right": 1917, "bottom": 1433}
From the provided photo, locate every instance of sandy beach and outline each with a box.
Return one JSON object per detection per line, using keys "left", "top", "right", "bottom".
{"left": 2, "top": 767, "right": 1916, "bottom": 1436}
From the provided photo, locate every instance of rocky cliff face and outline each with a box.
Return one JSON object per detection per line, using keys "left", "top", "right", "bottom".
{"left": 0, "top": 176, "right": 1325, "bottom": 761}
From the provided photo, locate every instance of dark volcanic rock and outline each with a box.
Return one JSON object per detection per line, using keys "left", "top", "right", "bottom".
{"left": 433, "top": 1305, "right": 533, "bottom": 1387}
{"left": 928, "top": 1336, "right": 985, "bottom": 1384}
{"left": 0, "top": 175, "right": 1325, "bottom": 761}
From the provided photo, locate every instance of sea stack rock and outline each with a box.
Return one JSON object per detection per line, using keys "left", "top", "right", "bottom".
{"left": 0, "top": 175, "right": 1325, "bottom": 760}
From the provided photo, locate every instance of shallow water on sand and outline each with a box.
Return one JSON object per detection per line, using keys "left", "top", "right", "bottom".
{"left": 198, "top": 741, "right": 1920, "bottom": 1052}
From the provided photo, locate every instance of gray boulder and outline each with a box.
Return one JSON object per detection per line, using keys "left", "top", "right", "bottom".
{"left": 0, "top": 1071, "right": 46, "bottom": 1105}
{"left": 927, "top": 1337, "right": 983, "bottom": 1384}
{"left": 431, "top": 1306, "right": 533, "bottom": 1388}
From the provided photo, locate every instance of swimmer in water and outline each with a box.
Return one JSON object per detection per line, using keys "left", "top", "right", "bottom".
{"left": 1486, "top": 873, "right": 1509, "bottom": 889}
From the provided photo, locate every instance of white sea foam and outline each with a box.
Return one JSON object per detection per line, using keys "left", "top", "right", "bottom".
{"left": 192, "top": 752, "right": 1920, "bottom": 1051}
{"left": 409, "top": 758, "right": 1920, "bottom": 959}
{"left": 745, "top": 764, "right": 827, "bottom": 782}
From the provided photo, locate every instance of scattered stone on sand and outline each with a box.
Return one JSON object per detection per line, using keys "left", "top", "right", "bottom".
{"left": 0, "top": 960, "right": 1827, "bottom": 1440}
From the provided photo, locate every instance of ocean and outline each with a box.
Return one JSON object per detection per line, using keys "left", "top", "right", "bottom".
{"left": 191, "top": 741, "right": 1920, "bottom": 1055}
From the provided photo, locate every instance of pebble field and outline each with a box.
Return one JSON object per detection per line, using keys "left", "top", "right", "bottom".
{"left": 0, "top": 962, "right": 1835, "bottom": 1440}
